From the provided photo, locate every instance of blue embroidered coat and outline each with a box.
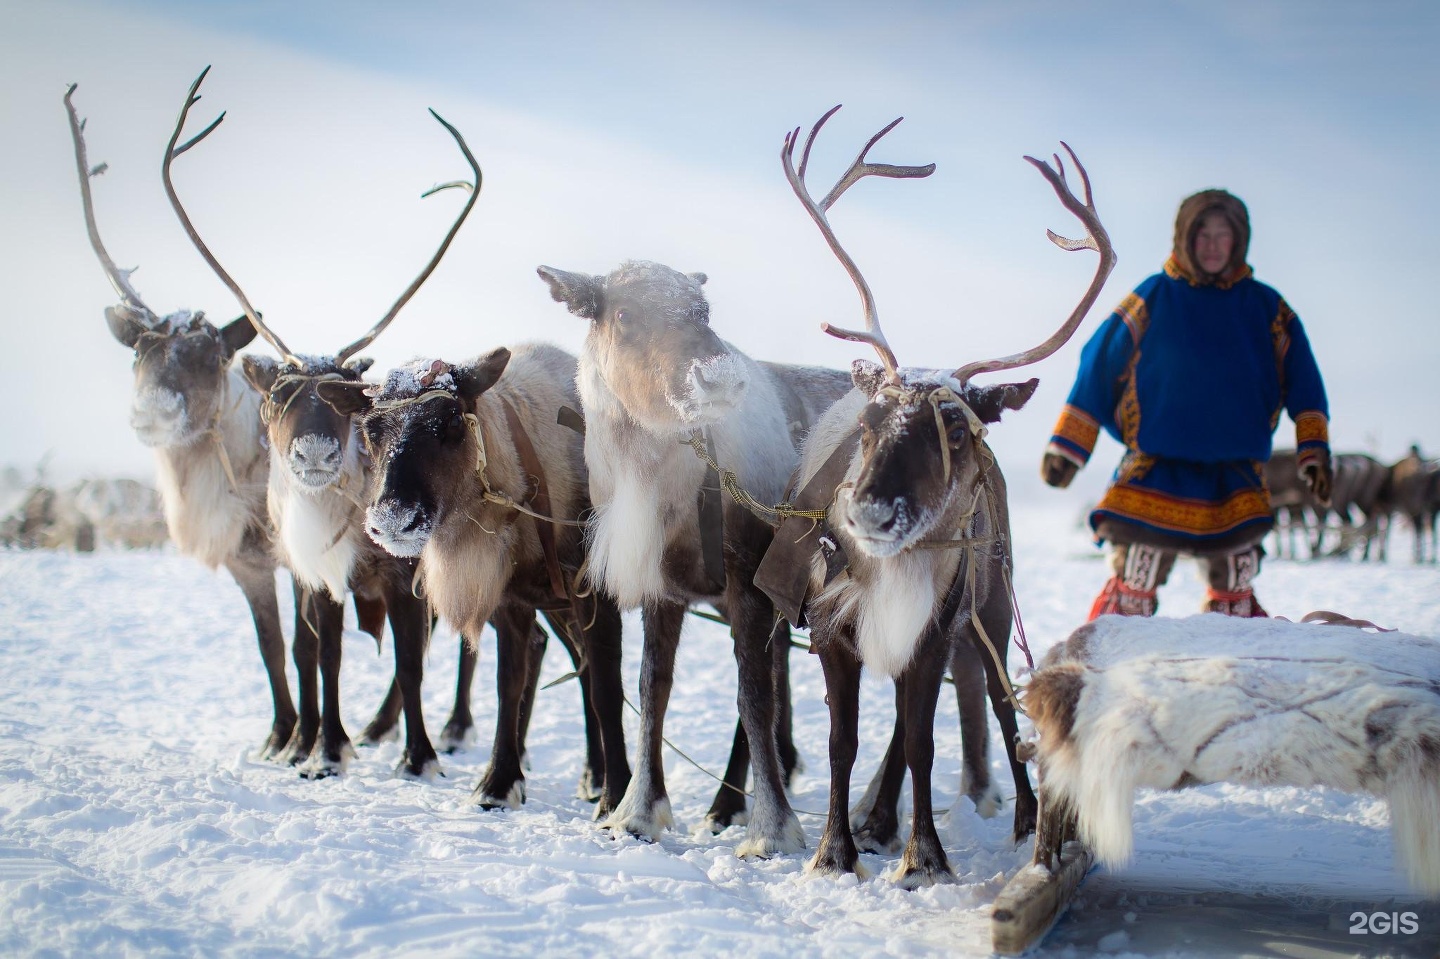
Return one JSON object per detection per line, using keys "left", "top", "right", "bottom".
{"left": 1048, "top": 257, "right": 1330, "bottom": 548}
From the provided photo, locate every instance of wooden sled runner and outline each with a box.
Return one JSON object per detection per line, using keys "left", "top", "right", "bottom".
{"left": 991, "top": 785, "right": 1093, "bottom": 955}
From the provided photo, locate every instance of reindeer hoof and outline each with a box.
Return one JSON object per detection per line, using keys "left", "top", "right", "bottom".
{"left": 806, "top": 846, "right": 867, "bottom": 879}
{"left": 735, "top": 811, "right": 805, "bottom": 858}
{"left": 472, "top": 780, "right": 525, "bottom": 810}
{"left": 894, "top": 863, "right": 957, "bottom": 890}
{"left": 702, "top": 807, "right": 750, "bottom": 835}
{"left": 357, "top": 723, "right": 401, "bottom": 748}
{"left": 602, "top": 795, "right": 674, "bottom": 841}
{"left": 576, "top": 767, "right": 603, "bottom": 804}
{"left": 397, "top": 754, "right": 443, "bottom": 781}
{"left": 853, "top": 825, "right": 903, "bottom": 855}
{"left": 257, "top": 726, "right": 293, "bottom": 762}
{"left": 438, "top": 720, "right": 475, "bottom": 754}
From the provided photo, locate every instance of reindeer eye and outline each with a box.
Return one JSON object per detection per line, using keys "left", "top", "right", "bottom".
{"left": 614, "top": 308, "right": 628, "bottom": 323}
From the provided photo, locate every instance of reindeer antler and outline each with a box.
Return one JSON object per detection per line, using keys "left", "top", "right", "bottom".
{"left": 952, "top": 143, "right": 1116, "bottom": 385}
{"left": 64, "top": 83, "right": 158, "bottom": 324}
{"left": 162, "top": 66, "right": 303, "bottom": 366}
{"left": 335, "top": 109, "right": 482, "bottom": 365}
{"left": 782, "top": 105, "right": 935, "bottom": 380}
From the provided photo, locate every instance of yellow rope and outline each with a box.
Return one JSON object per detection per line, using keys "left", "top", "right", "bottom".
{"left": 680, "top": 431, "right": 829, "bottom": 527}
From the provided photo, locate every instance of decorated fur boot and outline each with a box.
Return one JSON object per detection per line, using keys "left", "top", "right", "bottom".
{"left": 1088, "top": 577, "right": 1158, "bottom": 620}
{"left": 1203, "top": 587, "right": 1269, "bottom": 618}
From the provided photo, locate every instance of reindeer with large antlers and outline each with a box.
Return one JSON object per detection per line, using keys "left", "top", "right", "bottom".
{"left": 758, "top": 107, "right": 1115, "bottom": 886}
{"left": 63, "top": 81, "right": 378, "bottom": 762}
{"left": 161, "top": 68, "right": 487, "bottom": 778}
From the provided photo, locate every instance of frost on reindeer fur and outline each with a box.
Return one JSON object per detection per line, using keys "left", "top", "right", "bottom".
{"left": 375, "top": 358, "right": 456, "bottom": 398}
{"left": 1027, "top": 615, "right": 1440, "bottom": 894}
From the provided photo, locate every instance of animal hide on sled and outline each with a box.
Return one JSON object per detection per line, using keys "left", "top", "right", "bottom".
{"left": 1025, "top": 614, "right": 1440, "bottom": 896}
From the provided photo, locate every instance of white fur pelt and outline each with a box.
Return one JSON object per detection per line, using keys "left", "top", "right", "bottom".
{"left": 1026, "top": 615, "right": 1440, "bottom": 895}
{"left": 152, "top": 367, "right": 268, "bottom": 570}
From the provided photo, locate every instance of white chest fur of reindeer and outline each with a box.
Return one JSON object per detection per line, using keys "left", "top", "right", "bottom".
{"left": 151, "top": 366, "right": 268, "bottom": 570}
{"left": 266, "top": 422, "right": 366, "bottom": 602}
{"left": 545, "top": 260, "right": 795, "bottom": 610}
{"left": 1025, "top": 615, "right": 1440, "bottom": 895}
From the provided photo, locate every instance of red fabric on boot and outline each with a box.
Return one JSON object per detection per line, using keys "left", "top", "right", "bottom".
{"left": 1203, "top": 588, "right": 1269, "bottom": 618}
{"left": 1088, "top": 577, "right": 1158, "bottom": 621}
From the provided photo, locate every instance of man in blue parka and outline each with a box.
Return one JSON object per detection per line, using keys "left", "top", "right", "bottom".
{"left": 1041, "top": 189, "right": 1333, "bottom": 619}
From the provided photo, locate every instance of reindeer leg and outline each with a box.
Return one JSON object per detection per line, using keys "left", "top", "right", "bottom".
{"left": 603, "top": 600, "right": 683, "bottom": 840}
{"left": 851, "top": 694, "right": 905, "bottom": 854}
{"left": 387, "top": 581, "right": 438, "bottom": 779}
{"left": 226, "top": 557, "right": 295, "bottom": 760}
{"left": 439, "top": 637, "right": 478, "bottom": 753}
{"left": 809, "top": 636, "right": 863, "bottom": 877}
{"left": 952, "top": 633, "right": 1003, "bottom": 818}
{"left": 360, "top": 681, "right": 403, "bottom": 746}
{"left": 472, "top": 604, "right": 535, "bottom": 809}
{"left": 732, "top": 590, "right": 804, "bottom": 858}
{"left": 517, "top": 619, "right": 547, "bottom": 774}
{"left": 777, "top": 643, "right": 803, "bottom": 787}
{"left": 300, "top": 591, "right": 352, "bottom": 779}
{"left": 971, "top": 598, "right": 1038, "bottom": 843}
{"left": 281, "top": 578, "right": 321, "bottom": 766}
{"left": 580, "top": 597, "right": 630, "bottom": 819}
{"left": 705, "top": 715, "right": 750, "bottom": 832}
{"left": 894, "top": 628, "right": 954, "bottom": 888}
{"left": 356, "top": 594, "right": 401, "bottom": 747}
{"left": 541, "top": 610, "right": 605, "bottom": 804}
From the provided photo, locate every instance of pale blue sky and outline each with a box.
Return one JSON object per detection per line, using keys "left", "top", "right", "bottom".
{"left": 2, "top": 0, "right": 1437, "bottom": 501}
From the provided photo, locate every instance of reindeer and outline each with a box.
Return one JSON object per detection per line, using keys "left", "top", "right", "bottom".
{"left": 64, "top": 81, "right": 341, "bottom": 760}
{"left": 315, "top": 348, "right": 630, "bottom": 813}
{"left": 765, "top": 108, "right": 1113, "bottom": 886}
{"left": 535, "top": 259, "right": 852, "bottom": 855}
{"left": 1392, "top": 446, "right": 1439, "bottom": 564}
{"left": 160, "top": 68, "right": 482, "bottom": 777}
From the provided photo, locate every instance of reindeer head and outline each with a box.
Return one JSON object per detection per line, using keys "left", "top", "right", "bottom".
{"left": 537, "top": 260, "right": 747, "bottom": 432}
{"left": 844, "top": 362, "right": 1037, "bottom": 556}
{"left": 240, "top": 354, "right": 371, "bottom": 491}
{"left": 781, "top": 107, "right": 1114, "bottom": 557}
{"left": 317, "top": 352, "right": 512, "bottom": 557}
{"left": 114, "top": 307, "right": 255, "bottom": 447}
{"left": 64, "top": 84, "right": 258, "bottom": 448}
{"left": 159, "top": 67, "right": 482, "bottom": 490}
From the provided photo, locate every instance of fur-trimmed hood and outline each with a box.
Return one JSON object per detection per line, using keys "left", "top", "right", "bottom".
{"left": 1168, "top": 188, "right": 1252, "bottom": 288}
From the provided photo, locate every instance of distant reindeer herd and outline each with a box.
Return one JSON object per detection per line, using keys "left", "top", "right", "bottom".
{"left": 1267, "top": 446, "right": 1440, "bottom": 564}
{"left": 50, "top": 66, "right": 1436, "bottom": 897}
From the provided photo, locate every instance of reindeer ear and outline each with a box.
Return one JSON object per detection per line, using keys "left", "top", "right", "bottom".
{"left": 241, "top": 355, "right": 280, "bottom": 395}
{"left": 850, "top": 359, "right": 889, "bottom": 399}
{"left": 219, "top": 315, "right": 257, "bottom": 358}
{"left": 316, "top": 380, "right": 373, "bottom": 417}
{"left": 688, "top": 272, "right": 708, "bottom": 286}
{"left": 454, "top": 347, "right": 511, "bottom": 402}
{"left": 963, "top": 377, "right": 1040, "bottom": 424}
{"left": 536, "top": 266, "right": 601, "bottom": 319}
{"left": 105, "top": 305, "right": 147, "bottom": 349}
{"left": 344, "top": 357, "right": 374, "bottom": 376}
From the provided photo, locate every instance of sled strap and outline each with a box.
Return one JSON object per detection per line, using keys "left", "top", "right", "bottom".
{"left": 753, "top": 429, "right": 860, "bottom": 626}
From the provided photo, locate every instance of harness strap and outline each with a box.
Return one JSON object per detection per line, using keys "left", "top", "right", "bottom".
{"left": 753, "top": 430, "right": 861, "bottom": 627}
{"left": 697, "top": 428, "right": 727, "bottom": 592}
{"left": 500, "top": 399, "right": 567, "bottom": 603}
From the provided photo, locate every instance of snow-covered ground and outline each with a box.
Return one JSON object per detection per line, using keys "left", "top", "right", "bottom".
{"left": 1, "top": 505, "right": 1437, "bottom": 958}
